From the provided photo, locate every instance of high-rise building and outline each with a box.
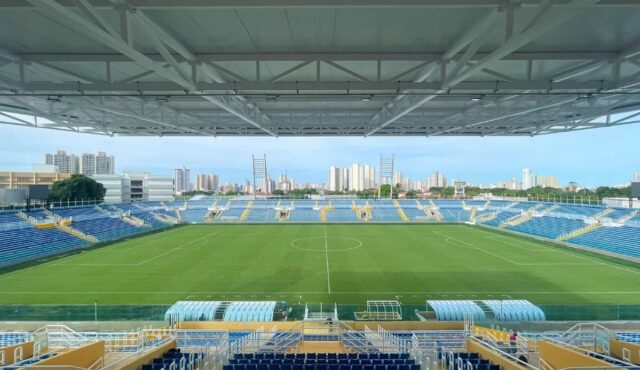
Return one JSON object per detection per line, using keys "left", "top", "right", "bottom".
{"left": 522, "top": 168, "right": 535, "bottom": 189}
{"left": 195, "top": 173, "right": 219, "bottom": 192}
{"left": 328, "top": 166, "right": 340, "bottom": 191}
{"left": 95, "top": 152, "right": 115, "bottom": 175}
{"left": 427, "top": 172, "right": 447, "bottom": 189}
{"left": 44, "top": 150, "right": 80, "bottom": 174}
{"left": 45, "top": 150, "right": 114, "bottom": 175}
{"left": 536, "top": 176, "right": 559, "bottom": 188}
{"left": 173, "top": 166, "right": 191, "bottom": 193}
{"left": 347, "top": 163, "right": 375, "bottom": 191}
{"left": 393, "top": 171, "right": 403, "bottom": 187}
{"left": 634, "top": 172, "right": 640, "bottom": 182}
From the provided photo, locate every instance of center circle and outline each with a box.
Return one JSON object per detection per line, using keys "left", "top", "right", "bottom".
{"left": 290, "top": 236, "right": 362, "bottom": 252}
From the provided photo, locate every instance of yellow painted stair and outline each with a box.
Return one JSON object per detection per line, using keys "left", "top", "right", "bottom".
{"left": 392, "top": 200, "right": 409, "bottom": 222}
{"left": 557, "top": 222, "right": 602, "bottom": 241}
{"left": 56, "top": 223, "right": 99, "bottom": 243}
{"left": 240, "top": 201, "right": 255, "bottom": 221}
{"left": 468, "top": 207, "right": 477, "bottom": 223}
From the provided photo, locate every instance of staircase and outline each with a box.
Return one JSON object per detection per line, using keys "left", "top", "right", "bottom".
{"left": 594, "top": 208, "right": 614, "bottom": 220}
{"left": 500, "top": 212, "right": 533, "bottom": 228}
{"left": 392, "top": 200, "right": 409, "bottom": 222}
{"left": 94, "top": 205, "right": 111, "bottom": 215}
{"left": 426, "top": 208, "right": 443, "bottom": 221}
{"left": 183, "top": 201, "right": 189, "bottom": 209}
{"left": 429, "top": 199, "right": 437, "bottom": 208}
{"left": 483, "top": 200, "right": 491, "bottom": 208}
{"left": 617, "top": 209, "right": 640, "bottom": 223}
{"left": 500, "top": 203, "right": 545, "bottom": 228}
{"left": 120, "top": 214, "right": 149, "bottom": 228}
{"left": 557, "top": 222, "right": 601, "bottom": 241}
{"left": 56, "top": 223, "right": 99, "bottom": 243}
{"left": 320, "top": 208, "right": 328, "bottom": 222}
{"left": 43, "top": 209, "right": 60, "bottom": 221}
{"left": 541, "top": 204, "right": 560, "bottom": 215}
{"left": 352, "top": 201, "right": 372, "bottom": 221}
{"left": 240, "top": 201, "right": 254, "bottom": 221}
{"left": 461, "top": 200, "right": 468, "bottom": 210}
{"left": 476, "top": 211, "right": 498, "bottom": 223}
{"left": 468, "top": 207, "right": 477, "bottom": 223}
{"left": 175, "top": 209, "right": 182, "bottom": 223}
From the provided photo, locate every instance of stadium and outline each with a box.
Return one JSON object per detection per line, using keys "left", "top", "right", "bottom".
{"left": 1, "top": 1, "right": 640, "bottom": 370}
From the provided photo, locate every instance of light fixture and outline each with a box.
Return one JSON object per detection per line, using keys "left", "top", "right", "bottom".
{"left": 470, "top": 96, "right": 483, "bottom": 102}
{"left": 361, "top": 95, "right": 373, "bottom": 102}
{"left": 266, "top": 96, "right": 278, "bottom": 102}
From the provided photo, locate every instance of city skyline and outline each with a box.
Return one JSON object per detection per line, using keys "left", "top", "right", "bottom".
{"left": 1, "top": 122, "right": 640, "bottom": 188}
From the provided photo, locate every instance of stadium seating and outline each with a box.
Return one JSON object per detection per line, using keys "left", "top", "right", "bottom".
{"left": 551, "top": 205, "right": 603, "bottom": 217}
{"left": 444, "top": 352, "right": 498, "bottom": 370}
{"left": 288, "top": 208, "right": 321, "bottom": 222}
{"left": 0, "top": 332, "right": 30, "bottom": 347}
{"left": 141, "top": 349, "right": 204, "bottom": 370}
{"left": 507, "top": 216, "right": 585, "bottom": 239}
{"left": 2, "top": 199, "right": 639, "bottom": 270}
{"left": 0, "top": 227, "right": 89, "bottom": 267}
{"left": 247, "top": 208, "right": 278, "bottom": 222}
{"left": 225, "top": 352, "right": 419, "bottom": 370}
{"left": 51, "top": 207, "right": 104, "bottom": 220}
{"left": 72, "top": 217, "right": 143, "bottom": 241}
{"left": 0, "top": 212, "right": 23, "bottom": 224}
{"left": 616, "top": 333, "right": 640, "bottom": 344}
{"left": 568, "top": 226, "right": 640, "bottom": 258}
{"left": 179, "top": 209, "right": 208, "bottom": 223}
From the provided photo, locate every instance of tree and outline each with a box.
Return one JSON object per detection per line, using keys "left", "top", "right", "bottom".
{"left": 49, "top": 175, "right": 106, "bottom": 201}
{"left": 271, "top": 189, "right": 285, "bottom": 196}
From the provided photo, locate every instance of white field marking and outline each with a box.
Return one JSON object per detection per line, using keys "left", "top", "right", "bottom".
{"left": 289, "top": 236, "right": 362, "bottom": 252}
{"left": 433, "top": 231, "right": 603, "bottom": 266}
{"left": 2, "top": 290, "right": 640, "bottom": 295}
{"left": 121, "top": 237, "right": 167, "bottom": 252}
{"left": 324, "top": 225, "right": 331, "bottom": 294}
{"left": 54, "top": 231, "right": 219, "bottom": 267}
{"left": 433, "top": 231, "right": 521, "bottom": 264}
{"left": 481, "top": 231, "right": 640, "bottom": 275}
{"left": 484, "top": 236, "right": 552, "bottom": 252}
{"left": 135, "top": 232, "right": 218, "bottom": 265}
{"left": 487, "top": 234, "right": 640, "bottom": 275}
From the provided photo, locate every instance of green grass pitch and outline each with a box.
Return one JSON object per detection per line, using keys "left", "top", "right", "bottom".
{"left": 1, "top": 224, "right": 639, "bottom": 305}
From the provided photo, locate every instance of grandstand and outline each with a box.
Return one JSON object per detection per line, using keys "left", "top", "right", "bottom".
{"left": 1, "top": 1, "right": 640, "bottom": 370}
{"left": 2, "top": 198, "right": 640, "bottom": 269}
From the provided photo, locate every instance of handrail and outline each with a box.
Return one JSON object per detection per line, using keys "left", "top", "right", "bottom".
{"left": 468, "top": 336, "right": 538, "bottom": 370}
{"left": 542, "top": 336, "right": 635, "bottom": 367}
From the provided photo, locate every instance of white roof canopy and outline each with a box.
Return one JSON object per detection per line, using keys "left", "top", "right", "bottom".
{"left": 0, "top": 0, "right": 639, "bottom": 136}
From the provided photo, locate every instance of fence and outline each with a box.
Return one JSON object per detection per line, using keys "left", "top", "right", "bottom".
{"left": 2, "top": 303, "right": 640, "bottom": 322}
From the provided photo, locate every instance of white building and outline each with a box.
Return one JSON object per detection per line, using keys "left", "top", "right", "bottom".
{"left": 45, "top": 150, "right": 80, "bottom": 174}
{"left": 45, "top": 150, "right": 114, "bottom": 175}
{"left": 92, "top": 173, "right": 174, "bottom": 203}
{"left": 634, "top": 172, "right": 640, "bottom": 182}
{"left": 328, "top": 166, "right": 340, "bottom": 191}
{"left": 536, "top": 175, "right": 559, "bottom": 188}
{"left": 427, "top": 171, "right": 447, "bottom": 189}
{"left": 347, "top": 163, "right": 375, "bottom": 191}
{"left": 195, "top": 173, "right": 219, "bottom": 192}
{"left": 522, "top": 168, "right": 535, "bottom": 189}
{"left": 173, "top": 166, "right": 191, "bottom": 193}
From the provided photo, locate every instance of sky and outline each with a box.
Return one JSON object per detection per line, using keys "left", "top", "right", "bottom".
{"left": 0, "top": 120, "right": 639, "bottom": 188}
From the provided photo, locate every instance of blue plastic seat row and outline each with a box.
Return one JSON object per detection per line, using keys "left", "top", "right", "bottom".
{"left": 230, "top": 359, "right": 414, "bottom": 366}
{"left": 223, "top": 364, "right": 419, "bottom": 370}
